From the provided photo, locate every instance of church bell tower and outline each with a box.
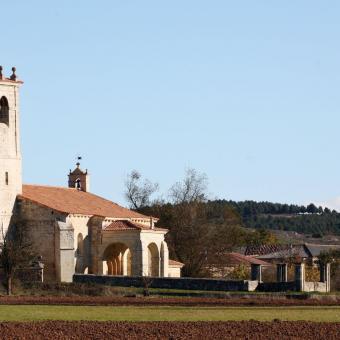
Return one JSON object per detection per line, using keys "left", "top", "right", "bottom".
{"left": 0, "top": 66, "right": 23, "bottom": 235}
{"left": 68, "top": 161, "right": 90, "bottom": 192}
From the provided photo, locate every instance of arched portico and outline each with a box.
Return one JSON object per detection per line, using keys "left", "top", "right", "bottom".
{"left": 103, "top": 242, "right": 132, "bottom": 276}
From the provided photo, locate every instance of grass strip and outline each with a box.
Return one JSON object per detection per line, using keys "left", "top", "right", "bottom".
{"left": 0, "top": 305, "right": 338, "bottom": 322}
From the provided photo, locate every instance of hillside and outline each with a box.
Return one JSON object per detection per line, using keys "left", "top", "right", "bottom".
{"left": 210, "top": 200, "right": 340, "bottom": 237}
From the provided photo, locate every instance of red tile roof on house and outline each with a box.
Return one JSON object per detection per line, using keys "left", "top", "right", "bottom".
{"left": 168, "top": 259, "right": 185, "bottom": 267}
{"left": 226, "top": 252, "right": 271, "bottom": 266}
{"left": 244, "top": 244, "right": 291, "bottom": 256}
{"left": 20, "top": 185, "right": 149, "bottom": 219}
{"left": 104, "top": 220, "right": 167, "bottom": 232}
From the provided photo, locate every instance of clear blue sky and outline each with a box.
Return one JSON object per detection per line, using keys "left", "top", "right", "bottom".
{"left": 2, "top": 1, "right": 340, "bottom": 208}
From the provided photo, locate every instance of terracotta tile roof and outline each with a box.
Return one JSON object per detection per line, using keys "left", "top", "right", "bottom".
{"left": 104, "top": 220, "right": 167, "bottom": 232}
{"left": 104, "top": 220, "right": 141, "bottom": 231}
{"left": 244, "top": 243, "right": 337, "bottom": 261}
{"left": 168, "top": 259, "right": 185, "bottom": 267}
{"left": 226, "top": 252, "right": 271, "bottom": 266}
{"left": 20, "top": 184, "right": 148, "bottom": 219}
{"left": 244, "top": 244, "right": 291, "bottom": 256}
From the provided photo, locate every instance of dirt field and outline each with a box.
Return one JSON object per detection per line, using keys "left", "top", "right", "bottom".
{"left": 0, "top": 295, "right": 338, "bottom": 306}
{"left": 0, "top": 321, "right": 338, "bottom": 339}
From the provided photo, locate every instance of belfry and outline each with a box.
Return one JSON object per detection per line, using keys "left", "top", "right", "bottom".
{"left": 0, "top": 67, "right": 23, "bottom": 236}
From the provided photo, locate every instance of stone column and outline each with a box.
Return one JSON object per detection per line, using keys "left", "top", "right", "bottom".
{"left": 118, "top": 253, "right": 123, "bottom": 275}
{"left": 113, "top": 258, "right": 118, "bottom": 275}
{"left": 122, "top": 250, "right": 128, "bottom": 276}
{"left": 277, "top": 263, "right": 288, "bottom": 282}
{"left": 132, "top": 241, "right": 148, "bottom": 276}
{"left": 250, "top": 264, "right": 262, "bottom": 281}
{"left": 294, "top": 263, "right": 305, "bottom": 291}
{"left": 87, "top": 216, "right": 104, "bottom": 274}
{"left": 96, "top": 260, "right": 104, "bottom": 275}
{"left": 160, "top": 242, "right": 169, "bottom": 277}
{"left": 55, "top": 220, "right": 75, "bottom": 283}
{"left": 107, "top": 261, "right": 113, "bottom": 275}
{"left": 320, "top": 263, "right": 331, "bottom": 292}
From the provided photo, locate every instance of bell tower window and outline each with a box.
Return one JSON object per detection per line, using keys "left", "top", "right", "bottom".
{"left": 0, "top": 96, "right": 9, "bottom": 126}
{"left": 5, "top": 172, "right": 8, "bottom": 185}
{"left": 75, "top": 178, "right": 81, "bottom": 190}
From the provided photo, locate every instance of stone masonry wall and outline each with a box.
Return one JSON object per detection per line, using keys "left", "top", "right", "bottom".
{"left": 15, "top": 198, "right": 67, "bottom": 282}
{"left": 73, "top": 274, "right": 258, "bottom": 291}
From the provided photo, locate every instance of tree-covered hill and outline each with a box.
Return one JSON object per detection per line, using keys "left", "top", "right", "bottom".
{"left": 209, "top": 200, "right": 340, "bottom": 236}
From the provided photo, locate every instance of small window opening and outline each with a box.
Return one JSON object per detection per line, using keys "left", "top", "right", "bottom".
{"left": 0, "top": 96, "right": 9, "bottom": 126}
{"left": 5, "top": 172, "right": 8, "bottom": 185}
{"left": 75, "top": 178, "right": 81, "bottom": 190}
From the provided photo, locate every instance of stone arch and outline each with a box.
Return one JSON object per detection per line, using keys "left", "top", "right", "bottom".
{"left": 148, "top": 242, "right": 160, "bottom": 277}
{"left": 0, "top": 96, "right": 9, "bottom": 126}
{"left": 103, "top": 242, "right": 132, "bottom": 276}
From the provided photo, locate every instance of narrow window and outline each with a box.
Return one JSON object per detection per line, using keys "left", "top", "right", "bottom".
{"left": 0, "top": 96, "right": 9, "bottom": 126}
{"left": 5, "top": 172, "right": 8, "bottom": 185}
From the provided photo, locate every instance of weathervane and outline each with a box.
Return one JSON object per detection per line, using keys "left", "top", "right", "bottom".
{"left": 76, "top": 155, "right": 82, "bottom": 167}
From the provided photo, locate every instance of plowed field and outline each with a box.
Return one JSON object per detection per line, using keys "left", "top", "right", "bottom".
{"left": 0, "top": 321, "right": 338, "bottom": 339}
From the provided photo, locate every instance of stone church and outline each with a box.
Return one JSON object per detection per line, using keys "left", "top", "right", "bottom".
{"left": 0, "top": 67, "right": 183, "bottom": 282}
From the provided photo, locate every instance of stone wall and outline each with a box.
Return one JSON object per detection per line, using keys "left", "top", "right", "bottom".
{"left": 168, "top": 266, "right": 181, "bottom": 278}
{"left": 304, "top": 281, "right": 327, "bottom": 293}
{"left": 73, "top": 274, "right": 258, "bottom": 291}
{"left": 257, "top": 281, "right": 297, "bottom": 292}
{"left": 15, "top": 199, "right": 68, "bottom": 282}
{"left": 68, "top": 215, "right": 91, "bottom": 274}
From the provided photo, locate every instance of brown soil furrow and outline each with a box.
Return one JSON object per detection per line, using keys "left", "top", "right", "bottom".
{"left": 0, "top": 321, "right": 339, "bottom": 339}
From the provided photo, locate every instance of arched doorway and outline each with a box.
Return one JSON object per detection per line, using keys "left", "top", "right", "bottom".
{"left": 103, "top": 243, "right": 132, "bottom": 276}
{"left": 148, "top": 243, "right": 160, "bottom": 277}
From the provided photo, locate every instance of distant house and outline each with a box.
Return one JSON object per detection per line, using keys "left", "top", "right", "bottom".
{"left": 243, "top": 243, "right": 340, "bottom": 265}
{"left": 209, "top": 252, "right": 271, "bottom": 278}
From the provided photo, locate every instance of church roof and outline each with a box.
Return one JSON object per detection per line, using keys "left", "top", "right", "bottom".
{"left": 104, "top": 220, "right": 167, "bottom": 232}
{"left": 168, "top": 259, "right": 185, "bottom": 267}
{"left": 20, "top": 185, "right": 148, "bottom": 219}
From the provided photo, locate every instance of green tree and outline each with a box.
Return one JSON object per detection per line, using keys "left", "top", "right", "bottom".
{"left": 0, "top": 223, "right": 36, "bottom": 295}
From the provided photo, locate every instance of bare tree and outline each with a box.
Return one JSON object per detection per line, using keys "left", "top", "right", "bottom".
{"left": 125, "top": 170, "right": 159, "bottom": 210}
{"left": 0, "top": 223, "right": 35, "bottom": 295}
{"left": 165, "top": 202, "right": 244, "bottom": 277}
{"left": 169, "top": 168, "right": 208, "bottom": 204}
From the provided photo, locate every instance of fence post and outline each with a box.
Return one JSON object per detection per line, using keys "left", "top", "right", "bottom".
{"left": 294, "top": 263, "right": 305, "bottom": 292}
{"left": 320, "top": 263, "right": 331, "bottom": 293}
